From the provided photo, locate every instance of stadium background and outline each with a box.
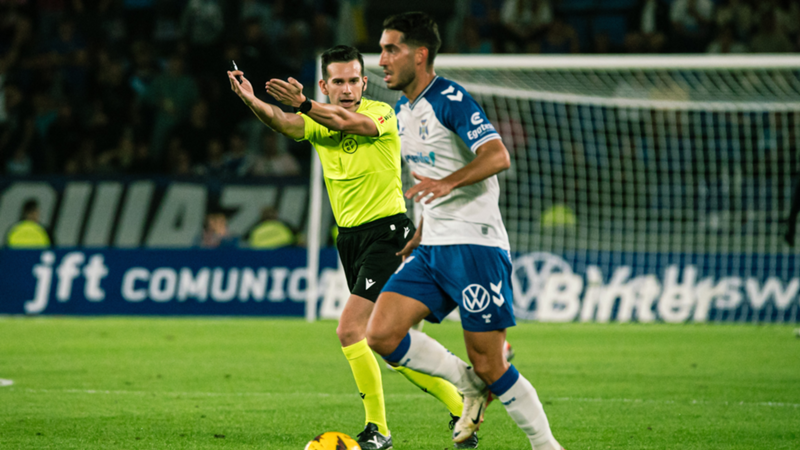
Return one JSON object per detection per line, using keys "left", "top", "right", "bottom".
{"left": 2, "top": 3, "right": 800, "bottom": 450}
{"left": 1, "top": 0, "right": 800, "bottom": 323}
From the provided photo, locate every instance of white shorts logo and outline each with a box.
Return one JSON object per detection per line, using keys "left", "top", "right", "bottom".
{"left": 462, "top": 284, "right": 491, "bottom": 313}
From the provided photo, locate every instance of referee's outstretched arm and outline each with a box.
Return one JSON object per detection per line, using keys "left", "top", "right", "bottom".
{"left": 227, "top": 70, "right": 305, "bottom": 140}
{"left": 267, "top": 77, "right": 379, "bottom": 137}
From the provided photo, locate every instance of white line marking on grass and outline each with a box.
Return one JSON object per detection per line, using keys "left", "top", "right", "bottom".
{"left": 10, "top": 388, "right": 800, "bottom": 408}
{"left": 0, "top": 379, "right": 13, "bottom": 387}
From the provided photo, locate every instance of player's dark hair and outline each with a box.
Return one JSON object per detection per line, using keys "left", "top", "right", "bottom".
{"left": 383, "top": 12, "right": 441, "bottom": 67}
{"left": 320, "top": 45, "right": 365, "bottom": 79}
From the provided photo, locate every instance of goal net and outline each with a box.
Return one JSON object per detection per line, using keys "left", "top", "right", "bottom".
{"left": 308, "top": 55, "right": 800, "bottom": 324}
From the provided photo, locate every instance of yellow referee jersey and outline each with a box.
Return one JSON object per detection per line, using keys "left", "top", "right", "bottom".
{"left": 297, "top": 98, "right": 406, "bottom": 228}
{"left": 6, "top": 220, "right": 50, "bottom": 248}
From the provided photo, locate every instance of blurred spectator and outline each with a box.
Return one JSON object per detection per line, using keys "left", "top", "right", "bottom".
{"left": 310, "top": 10, "right": 336, "bottom": 55}
{"left": 172, "top": 100, "right": 218, "bottom": 166}
{"left": 31, "top": 91, "right": 58, "bottom": 171}
{"left": 335, "top": 0, "right": 369, "bottom": 48}
{"left": 127, "top": 140, "right": 154, "bottom": 174}
{"left": 465, "top": 0, "right": 504, "bottom": 53}
{"left": 128, "top": 40, "right": 158, "bottom": 99}
{"left": 0, "top": 83, "right": 35, "bottom": 175}
{"left": 45, "top": 103, "right": 82, "bottom": 169}
{"left": 124, "top": 0, "right": 156, "bottom": 42}
{"left": 195, "top": 137, "right": 226, "bottom": 177}
{"left": 247, "top": 207, "right": 295, "bottom": 249}
{"left": 164, "top": 136, "right": 193, "bottom": 175}
{"left": 715, "top": 0, "right": 753, "bottom": 41}
{"left": 239, "top": 17, "right": 280, "bottom": 87}
{"left": 1, "top": 0, "right": 799, "bottom": 180}
{"left": 91, "top": 57, "right": 133, "bottom": 150}
{"left": 540, "top": 16, "right": 579, "bottom": 54}
{"left": 36, "top": 0, "right": 67, "bottom": 42}
{"left": 458, "top": 17, "right": 494, "bottom": 54}
{"left": 6, "top": 147, "right": 33, "bottom": 175}
{"left": 5, "top": 199, "right": 50, "bottom": 248}
{"left": 774, "top": 0, "right": 800, "bottom": 39}
{"left": 0, "top": 8, "right": 33, "bottom": 75}
{"left": 222, "top": 132, "right": 250, "bottom": 177}
{"left": 784, "top": 177, "right": 800, "bottom": 246}
{"left": 625, "top": 0, "right": 669, "bottom": 53}
{"left": 152, "top": 0, "right": 184, "bottom": 53}
{"left": 750, "top": 12, "right": 794, "bottom": 53}
{"left": 141, "top": 54, "right": 198, "bottom": 160}
{"left": 64, "top": 137, "right": 97, "bottom": 174}
{"left": 42, "top": 18, "right": 90, "bottom": 97}
{"left": 247, "top": 130, "right": 301, "bottom": 177}
{"left": 499, "top": 0, "right": 552, "bottom": 53}
{"left": 592, "top": 33, "right": 612, "bottom": 54}
{"left": 181, "top": 0, "right": 225, "bottom": 75}
{"left": 195, "top": 210, "right": 237, "bottom": 248}
{"left": 707, "top": 26, "right": 748, "bottom": 53}
{"left": 241, "top": 0, "right": 276, "bottom": 37}
{"left": 97, "top": 131, "right": 136, "bottom": 173}
{"left": 670, "top": 0, "right": 715, "bottom": 53}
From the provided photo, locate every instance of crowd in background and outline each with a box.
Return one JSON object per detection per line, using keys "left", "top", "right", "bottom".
{"left": 1, "top": 0, "right": 799, "bottom": 178}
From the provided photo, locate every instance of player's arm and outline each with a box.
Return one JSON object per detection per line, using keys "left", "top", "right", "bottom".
{"left": 227, "top": 70, "right": 305, "bottom": 140}
{"left": 406, "top": 139, "right": 510, "bottom": 204}
{"left": 266, "top": 77, "right": 379, "bottom": 137}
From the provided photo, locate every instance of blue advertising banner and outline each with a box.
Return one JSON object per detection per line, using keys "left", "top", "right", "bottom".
{"left": 2, "top": 248, "right": 798, "bottom": 323}
{"left": 511, "top": 251, "right": 800, "bottom": 323}
{"left": 0, "top": 248, "right": 340, "bottom": 316}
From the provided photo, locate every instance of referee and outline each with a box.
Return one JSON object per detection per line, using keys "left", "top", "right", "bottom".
{"left": 228, "top": 45, "right": 467, "bottom": 450}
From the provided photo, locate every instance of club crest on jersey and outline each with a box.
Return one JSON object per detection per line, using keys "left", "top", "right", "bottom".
{"left": 404, "top": 151, "right": 436, "bottom": 166}
{"left": 342, "top": 136, "right": 358, "bottom": 154}
{"left": 419, "top": 119, "right": 429, "bottom": 140}
{"left": 462, "top": 284, "right": 491, "bottom": 313}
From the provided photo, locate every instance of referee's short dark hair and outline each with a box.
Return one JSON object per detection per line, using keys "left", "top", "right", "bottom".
{"left": 320, "top": 45, "right": 365, "bottom": 80}
{"left": 383, "top": 12, "right": 441, "bottom": 67}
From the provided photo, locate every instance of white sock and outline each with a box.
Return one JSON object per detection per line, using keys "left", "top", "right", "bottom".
{"left": 395, "top": 329, "right": 485, "bottom": 396}
{"left": 490, "top": 365, "right": 560, "bottom": 450}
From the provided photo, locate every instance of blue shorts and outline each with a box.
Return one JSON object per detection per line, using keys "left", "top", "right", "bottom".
{"left": 382, "top": 244, "right": 517, "bottom": 332}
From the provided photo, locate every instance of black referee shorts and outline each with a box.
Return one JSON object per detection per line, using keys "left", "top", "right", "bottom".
{"left": 336, "top": 213, "right": 416, "bottom": 302}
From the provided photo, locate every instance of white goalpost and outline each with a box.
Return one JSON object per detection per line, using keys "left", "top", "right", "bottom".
{"left": 306, "top": 54, "right": 800, "bottom": 324}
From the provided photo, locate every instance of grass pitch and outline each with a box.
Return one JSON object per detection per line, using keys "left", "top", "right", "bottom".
{"left": 1, "top": 317, "right": 798, "bottom": 449}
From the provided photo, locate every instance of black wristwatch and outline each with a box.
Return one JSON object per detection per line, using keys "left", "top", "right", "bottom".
{"left": 298, "top": 97, "right": 313, "bottom": 114}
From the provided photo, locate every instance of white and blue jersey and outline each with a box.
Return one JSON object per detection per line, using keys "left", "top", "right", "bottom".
{"left": 383, "top": 77, "right": 516, "bottom": 331}
{"left": 396, "top": 76, "right": 510, "bottom": 250}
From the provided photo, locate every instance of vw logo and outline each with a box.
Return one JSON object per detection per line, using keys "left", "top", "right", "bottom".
{"left": 512, "top": 252, "right": 573, "bottom": 319}
{"left": 462, "top": 284, "right": 491, "bottom": 313}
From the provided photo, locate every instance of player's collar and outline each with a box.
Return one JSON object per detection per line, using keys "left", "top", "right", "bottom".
{"left": 408, "top": 76, "right": 439, "bottom": 110}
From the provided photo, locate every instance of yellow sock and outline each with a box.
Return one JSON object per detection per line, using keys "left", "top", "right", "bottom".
{"left": 342, "top": 339, "right": 389, "bottom": 436}
{"left": 394, "top": 365, "right": 463, "bottom": 417}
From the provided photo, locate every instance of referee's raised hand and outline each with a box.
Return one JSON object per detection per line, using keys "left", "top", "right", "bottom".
{"left": 266, "top": 77, "right": 306, "bottom": 108}
{"left": 228, "top": 70, "right": 255, "bottom": 104}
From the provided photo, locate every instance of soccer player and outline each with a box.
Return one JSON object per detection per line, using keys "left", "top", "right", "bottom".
{"left": 227, "top": 45, "right": 471, "bottom": 449}
{"left": 366, "top": 12, "right": 564, "bottom": 450}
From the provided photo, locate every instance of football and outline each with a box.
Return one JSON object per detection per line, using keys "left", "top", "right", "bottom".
{"left": 304, "top": 432, "right": 361, "bottom": 450}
